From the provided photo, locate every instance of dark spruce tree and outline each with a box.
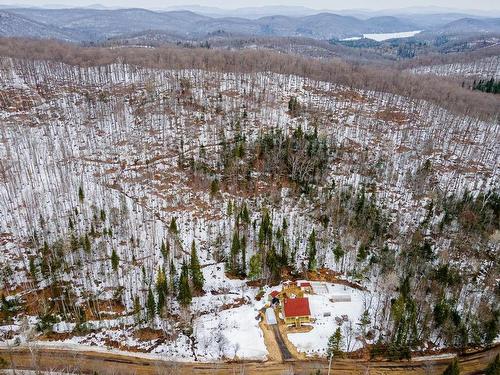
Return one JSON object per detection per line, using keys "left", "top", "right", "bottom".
{"left": 178, "top": 260, "right": 192, "bottom": 307}
{"left": 190, "top": 240, "right": 204, "bottom": 293}
{"left": 307, "top": 229, "right": 317, "bottom": 271}
{"left": 156, "top": 267, "right": 168, "bottom": 314}
{"left": 443, "top": 359, "right": 460, "bottom": 375}
{"left": 146, "top": 287, "right": 156, "bottom": 322}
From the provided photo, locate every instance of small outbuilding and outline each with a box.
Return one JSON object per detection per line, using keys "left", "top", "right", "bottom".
{"left": 268, "top": 290, "right": 281, "bottom": 305}
{"left": 269, "top": 290, "right": 280, "bottom": 300}
{"left": 265, "top": 307, "right": 278, "bottom": 325}
{"left": 299, "top": 282, "right": 313, "bottom": 294}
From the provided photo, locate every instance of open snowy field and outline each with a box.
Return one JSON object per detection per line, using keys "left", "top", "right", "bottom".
{"left": 194, "top": 304, "right": 267, "bottom": 361}
{"left": 287, "top": 282, "right": 372, "bottom": 356}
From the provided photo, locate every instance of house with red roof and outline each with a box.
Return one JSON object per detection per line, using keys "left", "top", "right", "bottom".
{"left": 283, "top": 297, "right": 311, "bottom": 327}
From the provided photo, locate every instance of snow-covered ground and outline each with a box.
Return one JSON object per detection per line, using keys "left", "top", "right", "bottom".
{"left": 194, "top": 304, "right": 267, "bottom": 361}
{"left": 341, "top": 30, "right": 422, "bottom": 42}
{"left": 364, "top": 30, "right": 422, "bottom": 41}
{"left": 192, "top": 264, "right": 267, "bottom": 360}
{"left": 287, "top": 282, "right": 371, "bottom": 356}
{"left": 409, "top": 56, "right": 500, "bottom": 80}
{"left": 0, "top": 57, "right": 497, "bottom": 361}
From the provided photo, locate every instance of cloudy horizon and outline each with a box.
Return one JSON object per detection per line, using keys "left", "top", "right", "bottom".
{"left": 0, "top": 0, "right": 499, "bottom": 12}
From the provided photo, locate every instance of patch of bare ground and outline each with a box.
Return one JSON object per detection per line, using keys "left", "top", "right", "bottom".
{"left": 286, "top": 325, "right": 314, "bottom": 334}
{"left": 220, "top": 297, "right": 248, "bottom": 310}
{"left": 307, "top": 268, "right": 366, "bottom": 291}
{"left": 375, "top": 108, "right": 411, "bottom": 124}
{"left": 302, "top": 85, "right": 366, "bottom": 103}
{"left": 0, "top": 88, "right": 41, "bottom": 111}
{"left": 258, "top": 317, "right": 282, "bottom": 362}
{"left": 395, "top": 145, "right": 413, "bottom": 153}
{"left": 0, "top": 233, "right": 14, "bottom": 246}
{"left": 83, "top": 299, "right": 127, "bottom": 320}
{"left": 2, "top": 345, "right": 500, "bottom": 374}
{"left": 104, "top": 337, "right": 149, "bottom": 353}
{"left": 18, "top": 287, "right": 56, "bottom": 316}
{"left": 38, "top": 332, "right": 75, "bottom": 341}
{"left": 278, "top": 322, "right": 306, "bottom": 360}
{"left": 221, "top": 89, "right": 240, "bottom": 98}
{"left": 133, "top": 328, "right": 165, "bottom": 342}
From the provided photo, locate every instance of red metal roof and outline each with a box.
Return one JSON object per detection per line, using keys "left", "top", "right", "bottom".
{"left": 283, "top": 297, "right": 311, "bottom": 318}
{"left": 270, "top": 290, "right": 280, "bottom": 297}
{"left": 300, "top": 282, "right": 311, "bottom": 287}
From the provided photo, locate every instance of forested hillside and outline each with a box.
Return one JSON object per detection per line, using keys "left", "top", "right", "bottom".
{"left": 0, "top": 41, "right": 498, "bottom": 361}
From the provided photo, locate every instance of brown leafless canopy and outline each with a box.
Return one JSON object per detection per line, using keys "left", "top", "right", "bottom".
{"left": 0, "top": 37, "right": 499, "bottom": 120}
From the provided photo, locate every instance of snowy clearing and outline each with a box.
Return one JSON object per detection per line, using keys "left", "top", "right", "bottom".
{"left": 193, "top": 305, "right": 268, "bottom": 361}
{"left": 287, "top": 282, "right": 371, "bottom": 356}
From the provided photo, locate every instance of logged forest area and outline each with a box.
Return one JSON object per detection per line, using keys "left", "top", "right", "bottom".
{"left": 0, "top": 31, "right": 498, "bottom": 374}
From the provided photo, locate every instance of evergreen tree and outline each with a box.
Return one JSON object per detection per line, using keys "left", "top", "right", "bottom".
{"left": 177, "top": 260, "right": 192, "bottom": 307}
{"left": 240, "top": 235, "right": 247, "bottom": 277}
{"left": 169, "top": 217, "right": 178, "bottom": 234}
{"left": 240, "top": 203, "right": 250, "bottom": 224}
{"left": 100, "top": 209, "right": 106, "bottom": 222}
{"left": 78, "top": 185, "right": 85, "bottom": 203}
{"left": 333, "top": 242, "right": 344, "bottom": 264}
{"left": 443, "top": 359, "right": 460, "bottom": 375}
{"left": 307, "top": 229, "right": 317, "bottom": 271}
{"left": 288, "top": 96, "right": 301, "bottom": 116}
{"left": 485, "top": 354, "right": 499, "bottom": 375}
{"left": 190, "top": 240, "right": 204, "bottom": 292}
{"left": 359, "top": 309, "right": 371, "bottom": 336}
{"left": 483, "top": 308, "right": 499, "bottom": 345}
{"left": 389, "top": 277, "right": 417, "bottom": 360}
{"left": 248, "top": 253, "right": 262, "bottom": 280}
{"left": 357, "top": 243, "right": 369, "bottom": 262}
{"left": 266, "top": 244, "right": 280, "bottom": 280}
{"left": 230, "top": 230, "right": 241, "bottom": 273}
{"left": 327, "top": 327, "right": 344, "bottom": 358}
{"left": 160, "top": 240, "right": 169, "bottom": 260}
{"left": 29, "top": 257, "right": 37, "bottom": 281}
{"left": 473, "top": 78, "right": 500, "bottom": 94}
{"left": 133, "top": 295, "right": 141, "bottom": 322}
{"left": 169, "top": 258, "right": 177, "bottom": 291}
{"left": 210, "top": 179, "right": 220, "bottom": 197}
{"left": 70, "top": 233, "right": 79, "bottom": 252}
{"left": 146, "top": 287, "right": 156, "bottom": 321}
{"left": 111, "top": 249, "right": 119, "bottom": 272}
{"left": 258, "top": 209, "right": 272, "bottom": 248}
{"left": 156, "top": 267, "right": 168, "bottom": 313}
{"left": 83, "top": 234, "right": 91, "bottom": 253}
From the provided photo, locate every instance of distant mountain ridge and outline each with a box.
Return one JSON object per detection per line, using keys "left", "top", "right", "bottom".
{"left": 434, "top": 17, "right": 500, "bottom": 34}
{"left": 0, "top": 10, "right": 81, "bottom": 40}
{"left": 0, "top": 7, "right": 498, "bottom": 42}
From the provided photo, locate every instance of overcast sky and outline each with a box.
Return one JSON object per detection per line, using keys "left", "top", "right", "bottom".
{"left": 1, "top": 0, "right": 498, "bottom": 11}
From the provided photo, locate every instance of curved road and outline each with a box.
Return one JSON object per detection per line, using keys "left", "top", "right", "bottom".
{"left": 0, "top": 345, "right": 499, "bottom": 375}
